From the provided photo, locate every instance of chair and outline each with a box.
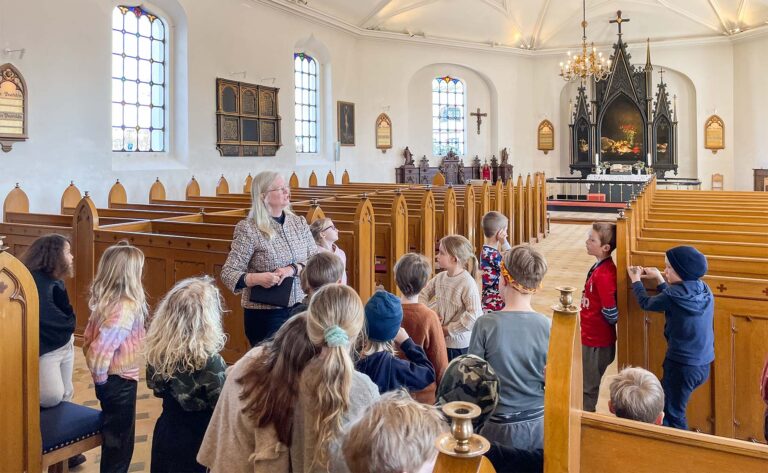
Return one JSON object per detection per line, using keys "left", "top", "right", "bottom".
{"left": 0, "top": 250, "right": 102, "bottom": 473}
{"left": 433, "top": 172, "right": 446, "bottom": 186}
{"left": 763, "top": 176, "right": 768, "bottom": 192}
{"left": 712, "top": 173, "right": 724, "bottom": 191}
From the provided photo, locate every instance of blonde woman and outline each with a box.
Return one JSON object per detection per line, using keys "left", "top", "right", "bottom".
{"left": 83, "top": 242, "right": 148, "bottom": 473}
{"left": 145, "top": 276, "right": 227, "bottom": 473}
{"left": 309, "top": 218, "right": 347, "bottom": 285}
{"left": 221, "top": 171, "right": 317, "bottom": 346}
{"left": 292, "top": 284, "right": 380, "bottom": 473}
{"left": 419, "top": 235, "right": 483, "bottom": 361}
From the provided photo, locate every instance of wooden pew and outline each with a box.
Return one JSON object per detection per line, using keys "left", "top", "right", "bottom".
{"left": 544, "top": 287, "right": 768, "bottom": 472}
{"left": 615, "top": 179, "right": 768, "bottom": 440}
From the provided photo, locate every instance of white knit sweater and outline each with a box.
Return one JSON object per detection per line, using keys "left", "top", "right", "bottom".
{"left": 419, "top": 270, "right": 483, "bottom": 349}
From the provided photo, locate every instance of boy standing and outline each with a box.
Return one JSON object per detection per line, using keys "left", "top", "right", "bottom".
{"left": 628, "top": 245, "right": 715, "bottom": 430}
{"left": 394, "top": 253, "right": 449, "bottom": 403}
{"left": 480, "top": 211, "right": 512, "bottom": 312}
{"left": 581, "top": 222, "right": 619, "bottom": 412}
{"left": 468, "top": 245, "right": 550, "bottom": 451}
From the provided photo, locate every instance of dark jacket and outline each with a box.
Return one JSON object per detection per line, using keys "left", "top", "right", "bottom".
{"left": 486, "top": 444, "right": 543, "bottom": 473}
{"left": 631, "top": 280, "right": 715, "bottom": 366}
{"left": 355, "top": 338, "right": 435, "bottom": 395}
{"left": 32, "top": 270, "right": 76, "bottom": 356}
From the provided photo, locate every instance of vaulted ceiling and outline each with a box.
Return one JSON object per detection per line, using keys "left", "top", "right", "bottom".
{"left": 272, "top": 0, "right": 768, "bottom": 50}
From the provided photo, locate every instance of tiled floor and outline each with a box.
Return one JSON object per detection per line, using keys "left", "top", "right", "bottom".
{"left": 68, "top": 222, "right": 615, "bottom": 472}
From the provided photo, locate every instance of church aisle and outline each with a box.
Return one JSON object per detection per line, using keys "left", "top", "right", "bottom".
{"left": 67, "top": 222, "right": 615, "bottom": 472}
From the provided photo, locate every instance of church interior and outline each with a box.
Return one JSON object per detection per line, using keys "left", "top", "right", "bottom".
{"left": 2, "top": 0, "right": 768, "bottom": 472}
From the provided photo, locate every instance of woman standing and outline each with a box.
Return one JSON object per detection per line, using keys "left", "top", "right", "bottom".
{"left": 221, "top": 171, "right": 317, "bottom": 346}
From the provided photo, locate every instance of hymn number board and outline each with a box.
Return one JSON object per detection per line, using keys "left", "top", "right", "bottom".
{"left": 216, "top": 78, "right": 282, "bottom": 157}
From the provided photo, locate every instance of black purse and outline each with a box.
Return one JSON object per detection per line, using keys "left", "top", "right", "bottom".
{"left": 248, "top": 276, "right": 295, "bottom": 307}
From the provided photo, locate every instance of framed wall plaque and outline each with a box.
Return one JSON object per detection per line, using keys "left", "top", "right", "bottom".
{"left": 216, "top": 78, "right": 282, "bottom": 157}
{"left": 0, "top": 63, "right": 28, "bottom": 152}
{"left": 375, "top": 113, "right": 392, "bottom": 152}
{"left": 537, "top": 119, "right": 554, "bottom": 154}
{"left": 704, "top": 114, "right": 724, "bottom": 154}
{"left": 337, "top": 101, "right": 355, "bottom": 146}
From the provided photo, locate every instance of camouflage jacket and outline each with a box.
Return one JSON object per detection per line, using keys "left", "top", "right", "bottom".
{"left": 147, "top": 354, "right": 227, "bottom": 411}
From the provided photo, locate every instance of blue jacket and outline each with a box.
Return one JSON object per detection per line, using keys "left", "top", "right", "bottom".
{"left": 355, "top": 338, "right": 435, "bottom": 395}
{"left": 632, "top": 280, "right": 715, "bottom": 366}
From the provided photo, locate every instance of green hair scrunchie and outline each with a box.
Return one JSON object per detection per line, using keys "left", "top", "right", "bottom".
{"left": 323, "top": 325, "right": 349, "bottom": 347}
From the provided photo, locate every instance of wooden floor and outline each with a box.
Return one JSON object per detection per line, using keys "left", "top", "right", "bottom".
{"left": 69, "top": 222, "right": 616, "bottom": 472}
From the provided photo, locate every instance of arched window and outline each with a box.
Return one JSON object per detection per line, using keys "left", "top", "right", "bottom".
{"left": 294, "top": 52, "right": 318, "bottom": 153}
{"left": 432, "top": 76, "right": 465, "bottom": 156}
{"left": 112, "top": 5, "right": 166, "bottom": 152}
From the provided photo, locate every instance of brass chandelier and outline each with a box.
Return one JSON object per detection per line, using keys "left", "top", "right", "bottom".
{"left": 559, "top": 0, "right": 611, "bottom": 82}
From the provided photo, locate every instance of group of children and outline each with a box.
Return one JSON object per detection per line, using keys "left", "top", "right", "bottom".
{"left": 25, "top": 204, "right": 731, "bottom": 473}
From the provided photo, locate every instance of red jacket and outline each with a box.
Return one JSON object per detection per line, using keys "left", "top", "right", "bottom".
{"left": 580, "top": 258, "right": 618, "bottom": 347}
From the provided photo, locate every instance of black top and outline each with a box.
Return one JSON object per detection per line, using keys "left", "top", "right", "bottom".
{"left": 355, "top": 338, "right": 435, "bottom": 394}
{"left": 32, "top": 270, "right": 76, "bottom": 356}
{"left": 485, "top": 445, "right": 543, "bottom": 473}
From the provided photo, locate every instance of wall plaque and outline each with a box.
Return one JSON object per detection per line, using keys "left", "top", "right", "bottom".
{"left": 375, "top": 113, "right": 392, "bottom": 152}
{"left": 704, "top": 114, "right": 724, "bottom": 154}
{"left": 0, "top": 63, "right": 28, "bottom": 152}
{"left": 216, "top": 78, "right": 282, "bottom": 157}
{"left": 537, "top": 119, "right": 554, "bottom": 154}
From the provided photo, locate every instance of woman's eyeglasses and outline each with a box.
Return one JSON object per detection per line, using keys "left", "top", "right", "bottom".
{"left": 265, "top": 186, "right": 290, "bottom": 194}
{"left": 322, "top": 224, "right": 337, "bottom": 232}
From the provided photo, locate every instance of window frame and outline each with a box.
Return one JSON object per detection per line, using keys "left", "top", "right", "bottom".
{"left": 294, "top": 52, "right": 320, "bottom": 154}
{"left": 431, "top": 76, "right": 466, "bottom": 157}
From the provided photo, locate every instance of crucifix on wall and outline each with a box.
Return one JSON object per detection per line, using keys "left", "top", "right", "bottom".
{"left": 470, "top": 108, "right": 487, "bottom": 134}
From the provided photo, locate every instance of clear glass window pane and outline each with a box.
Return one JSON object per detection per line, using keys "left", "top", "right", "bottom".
{"left": 151, "top": 85, "right": 164, "bottom": 106}
{"left": 112, "top": 103, "right": 123, "bottom": 126}
{"left": 138, "top": 59, "right": 151, "bottom": 82}
{"left": 152, "top": 62, "right": 164, "bottom": 84}
{"left": 112, "top": 127, "right": 124, "bottom": 151}
{"left": 112, "top": 54, "right": 123, "bottom": 78}
{"left": 138, "top": 105, "right": 151, "bottom": 128}
{"left": 138, "top": 83, "right": 151, "bottom": 105}
{"left": 151, "top": 40, "right": 164, "bottom": 62}
{"left": 124, "top": 57, "right": 138, "bottom": 80}
{"left": 124, "top": 33, "right": 137, "bottom": 57}
{"left": 151, "top": 130, "right": 164, "bottom": 151}
{"left": 124, "top": 80, "right": 137, "bottom": 103}
{"left": 124, "top": 104, "right": 138, "bottom": 127}
{"left": 112, "top": 31, "right": 123, "bottom": 54}
{"left": 112, "top": 79, "right": 123, "bottom": 102}
{"left": 138, "top": 15, "right": 151, "bottom": 37}
{"left": 112, "top": 8, "right": 124, "bottom": 30}
{"left": 137, "top": 128, "right": 151, "bottom": 151}
{"left": 124, "top": 11, "right": 138, "bottom": 33}
{"left": 152, "top": 19, "right": 164, "bottom": 40}
{"left": 152, "top": 107, "right": 164, "bottom": 128}
{"left": 124, "top": 128, "right": 137, "bottom": 151}
{"left": 294, "top": 53, "right": 318, "bottom": 153}
{"left": 138, "top": 37, "right": 151, "bottom": 58}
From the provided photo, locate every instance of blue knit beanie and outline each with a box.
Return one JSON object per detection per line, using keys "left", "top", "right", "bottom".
{"left": 364, "top": 291, "right": 403, "bottom": 342}
{"left": 666, "top": 246, "right": 708, "bottom": 281}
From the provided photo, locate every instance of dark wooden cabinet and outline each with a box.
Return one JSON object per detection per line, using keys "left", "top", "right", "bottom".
{"left": 754, "top": 169, "right": 768, "bottom": 191}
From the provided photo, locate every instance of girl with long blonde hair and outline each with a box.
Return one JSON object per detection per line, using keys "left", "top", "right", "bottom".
{"left": 309, "top": 217, "right": 348, "bottom": 285}
{"left": 419, "top": 235, "right": 484, "bottom": 361}
{"left": 292, "top": 284, "right": 380, "bottom": 473}
{"left": 144, "top": 276, "right": 227, "bottom": 473}
{"left": 82, "top": 242, "right": 148, "bottom": 473}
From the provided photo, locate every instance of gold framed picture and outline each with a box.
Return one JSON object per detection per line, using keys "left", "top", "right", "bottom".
{"left": 0, "top": 63, "right": 28, "bottom": 152}
{"left": 337, "top": 101, "right": 355, "bottom": 146}
{"left": 704, "top": 115, "right": 724, "bottom": 154}
{"left": 537, "top": 119, "right": 554, "bottom": 154}
{"left": 375, "top": 113, "right": 392, "bottom": 152}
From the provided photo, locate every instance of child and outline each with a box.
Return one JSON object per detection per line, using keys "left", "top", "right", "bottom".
{"left": 198, "top": 312, "right": 316, "bottom": 473}
{"left": 394, "top": 253, "right": 448, "bottom": 403}
{"left": 22, "top": 234, "right": 86, "bottom": 469}
{"left": 293, "top": 284, "right": 380, "bottom": 473}
{"left": 581, "top": 222, "right": 618, "bottom": 412}
{"left": 341, "top": 390, "right": 447, "bottom": 473}
{"left": 419, "top": 235, "right": 483, "bottom": 361}
{"left": 310, "top": 218, "right": 347, "bottom": 285}
{"left": 480, "top": 211, "right": 511, "bottom": 312}
{"left": 145, "top": 276, "right": 227, "bottom": 473}
{"left": 356, "top": 291, "right": 435, "bottom": 395}
{"left": 609, "top": 366, "right": 665, "bottom": 425}
{"left": 468, "top": 245, "right": 550, "bottom": 451}
{"left": 289, "top": 251, "right": 345, "bottom": 316}
{"left": 627, "top": 245, "right": 715, "bottom": 431}
{"left": 83, "top": 242, "right": 148, "bottom": 473}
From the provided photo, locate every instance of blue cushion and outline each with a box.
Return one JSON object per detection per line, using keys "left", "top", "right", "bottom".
{"left": 40, "top": 401, "right": 103, "bottom": 454}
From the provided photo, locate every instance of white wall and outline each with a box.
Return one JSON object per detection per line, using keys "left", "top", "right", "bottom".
{"left": 0, "top": 0, "right": 763, "bottom": 213}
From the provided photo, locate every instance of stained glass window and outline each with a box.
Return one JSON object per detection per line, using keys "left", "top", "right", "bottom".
{"left": 112, "top": 6, "right": 166, "bottom": 152}
{"left": 432, "top": 76, "right": 465, "bottom": 156}
{"left": 294, "top": 53, "right": 318, "bottom": 153}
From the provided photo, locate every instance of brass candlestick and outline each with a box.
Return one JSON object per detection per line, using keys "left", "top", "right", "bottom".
{"left": 554, "top": 286, "right": 578, "bottom": 312}
{"left": 435, "top": 401, "right": 490, "bottom": 458}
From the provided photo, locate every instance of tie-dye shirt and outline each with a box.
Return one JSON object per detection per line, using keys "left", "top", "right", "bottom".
{"left": 481, "top": 245, "right": 504, "bottom": 312}
{"left": 83, "top": 300, "right": 146, "bottom": 385}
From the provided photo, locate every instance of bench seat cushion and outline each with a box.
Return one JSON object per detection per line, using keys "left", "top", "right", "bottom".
{"left": 41, "top": 401, "right": 103, "bottom": 454}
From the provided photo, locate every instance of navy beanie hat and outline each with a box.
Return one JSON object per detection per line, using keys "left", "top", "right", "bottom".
{"left": 364, "top": 291, "right": 403, "bottom": 342}
{"left": 666, "top": 246, "right": 708, "bottom": 281}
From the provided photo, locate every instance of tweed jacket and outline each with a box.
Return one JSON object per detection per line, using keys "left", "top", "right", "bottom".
{"left": 221, "top": 213, "right": 317, "bottom": 310}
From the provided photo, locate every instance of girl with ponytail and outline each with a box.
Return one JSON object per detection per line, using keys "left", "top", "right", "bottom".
{"left": 419, "top": 235, "right": 484, "bottom": 361}
{"left": 292, "top": 284, "right": 380, "bottom": 472}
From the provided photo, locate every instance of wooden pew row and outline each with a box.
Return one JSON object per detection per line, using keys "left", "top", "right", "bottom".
{"left": 616, "top": 179, "right": 768, "bottom": 440}
{"left": 543, "top": 287, "right": 768, "bottom": 473}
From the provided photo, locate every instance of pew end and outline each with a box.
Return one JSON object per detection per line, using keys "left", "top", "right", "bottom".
{"left": 216, "top": 174, "right": 229, "bottom": 195}
{"left": 186, "top": 176, "right": 201, "bottom": 198}
{"left": 149, "top": 177, "right": 166, "bottom": 202}
{"left": 108, "top": 180, "right": 128, "bottom": 207}
{"left": 3, "top": 183, "right": 29, "bottom": 221}
{"left": 60, "top": 181, "right": 82, "bottom": 215}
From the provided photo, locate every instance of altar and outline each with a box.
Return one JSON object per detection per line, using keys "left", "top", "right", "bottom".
{"left": 586, "top": 174, "right": 650, "bottom": 202}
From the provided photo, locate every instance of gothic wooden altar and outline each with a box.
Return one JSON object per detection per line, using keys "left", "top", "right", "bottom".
{"left": 569, "top": 15, "right": 678, "bottom": 178}
{"left": 395, "top": 149, "right": 513, "bottom": 185}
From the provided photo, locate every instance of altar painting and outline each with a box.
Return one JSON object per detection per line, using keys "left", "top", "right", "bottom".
{"left": 599, "top": 95, "right": 644, "bottom": 161}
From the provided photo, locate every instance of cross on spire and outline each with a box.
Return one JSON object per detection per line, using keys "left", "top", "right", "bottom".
{"left": 610, "top": 10, "right": 630, "bottom": 36}
{"left": 659, "top": 67, "right": 665, "bottom": 83}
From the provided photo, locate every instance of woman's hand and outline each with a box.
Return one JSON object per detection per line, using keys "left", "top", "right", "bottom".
{"left": 274, "top": 266, "right": 295, "bottom": 285}
{"left": 246, "top": 272, "right": 280, "bottom": 288}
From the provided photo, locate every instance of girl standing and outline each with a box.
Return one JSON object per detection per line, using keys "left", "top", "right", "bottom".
{"left": 309, "top": 218, "right": 347, "bottom": 285}
{"left": 83, "top": 242, "right": 148, "bottom": 473}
